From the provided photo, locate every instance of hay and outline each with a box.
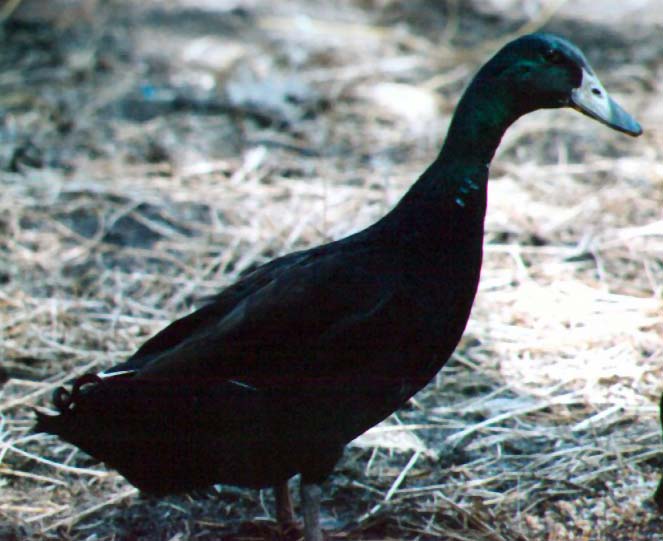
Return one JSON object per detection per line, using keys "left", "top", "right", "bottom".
{"left": 1, "top": 0, "right": 662, "bottom": 539}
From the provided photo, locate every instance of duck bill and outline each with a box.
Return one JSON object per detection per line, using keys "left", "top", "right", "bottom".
{"left": 570, "top": 68, "right": 642, "bottom": 136}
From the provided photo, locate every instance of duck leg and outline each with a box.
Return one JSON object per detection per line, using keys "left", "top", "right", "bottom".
{"left": 273, "top": 481, "right": 295, "bottom": 525}
{"left": 300, "top": 480, "right": 323, "bottom": 541}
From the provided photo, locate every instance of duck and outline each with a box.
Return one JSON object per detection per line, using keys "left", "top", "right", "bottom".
{"left": 35, "top": 33, "right": 641, "bottom": 541}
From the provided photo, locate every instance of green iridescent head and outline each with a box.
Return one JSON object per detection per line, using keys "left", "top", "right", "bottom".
{"left": 471, "top": 33, "right": 642, "bottom": 136}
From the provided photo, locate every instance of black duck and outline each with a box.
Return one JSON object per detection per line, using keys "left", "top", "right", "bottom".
{"left": 35, "top": 33, "right": 642, "bottom": 541}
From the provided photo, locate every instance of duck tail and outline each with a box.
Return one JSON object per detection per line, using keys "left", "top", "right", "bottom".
{"left": 33, "top": 408, "right": 61, "bottom": 435}
{"left": 32, "top": 373, "right": 103, "bottom": 438}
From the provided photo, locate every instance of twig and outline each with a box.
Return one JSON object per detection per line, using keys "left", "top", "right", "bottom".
{"left": 2, "top": 444, "right": 109, "bottom": 477}
{"left": 0, "top": 465, "right": 67, "bottom": 486}
{"left": 42, "top": 487, "right": 138, "bottom": 533}
{"left": 357, "top": 450, "right": 422, "bottom": 523}
{"left": 0, "top": 359, "right": 102, "bottom": 412}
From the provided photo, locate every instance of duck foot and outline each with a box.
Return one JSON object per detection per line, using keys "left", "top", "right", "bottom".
{"left": 300, "top": 480, "right": 323, "bottom": 541}
{"left": 274, "top": 481, "right": 295, "bottom": 526}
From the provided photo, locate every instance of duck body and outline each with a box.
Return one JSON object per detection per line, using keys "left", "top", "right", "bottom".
{"left": 35, "top": 33, "right": 641, "bottom": 539}
{"left": 37, "top": 159, "right": 489, "bottom": 494}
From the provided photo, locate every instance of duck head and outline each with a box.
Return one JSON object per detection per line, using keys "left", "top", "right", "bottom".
{"left": 474, "top": 33, "right": 642, "bottom": 136}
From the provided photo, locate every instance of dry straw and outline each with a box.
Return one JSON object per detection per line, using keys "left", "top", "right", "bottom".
{"left": 1, "top": 0, "right": 662, "bottom": 539}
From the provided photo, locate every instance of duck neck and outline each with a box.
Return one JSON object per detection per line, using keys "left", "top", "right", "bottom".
{"left": 438, "top": 78, "right": 521, "bottom": 167}
{"left": 382, "top": 78, "right": 523, "bottom": 240}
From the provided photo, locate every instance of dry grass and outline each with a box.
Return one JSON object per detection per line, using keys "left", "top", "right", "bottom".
{"left": 1, "top": 0, "right": 662, "bottom": 539}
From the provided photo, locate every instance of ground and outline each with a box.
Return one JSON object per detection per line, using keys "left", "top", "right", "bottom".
{"left": 1, "top": 0, "right": 662, "bottom": 540}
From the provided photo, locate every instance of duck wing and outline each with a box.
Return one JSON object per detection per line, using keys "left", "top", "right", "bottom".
{"left": 104, "top": 248, "right": 312, "bottom": 375}
{"left": 127, "top": 240, "right": 405, "bottom": 388}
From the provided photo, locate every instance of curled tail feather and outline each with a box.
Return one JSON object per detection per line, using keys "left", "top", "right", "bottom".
{"left": 33, "top": 373, "right": 102, "bottom": 435}
{"left": 53, "top": 373, "right": 102, "bottom": 412}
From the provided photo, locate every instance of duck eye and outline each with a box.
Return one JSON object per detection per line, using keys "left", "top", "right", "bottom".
{"left": 543, "top": 49, "right": 564, "bottom": 64}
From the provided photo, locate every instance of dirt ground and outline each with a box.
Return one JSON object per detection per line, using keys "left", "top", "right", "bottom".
{"left": 1, "top": 0, "right": 662, "bottom": 540}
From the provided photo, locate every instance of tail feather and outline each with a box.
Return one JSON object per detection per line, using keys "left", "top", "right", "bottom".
{"left": 31, "top": 372, "right": 221, "bottom": 493}
{"left": 32, "top": 375, "right": 157, "bottom": 489}
{"left": 32, "top": 370, "right": 294, "bottom": 493}
{"left": 33, "top": 373, "right": 102, "bottom": 436}
{"left": 33, "top": 408, "right": 62, "bottom": 435}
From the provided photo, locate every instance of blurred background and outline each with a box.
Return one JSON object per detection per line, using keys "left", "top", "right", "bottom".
{"left": 1, "top": 1, "right": 662, "bottom": 539}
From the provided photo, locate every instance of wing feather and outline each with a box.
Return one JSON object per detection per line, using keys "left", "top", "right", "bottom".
{"left": 111, "top": 240, "right": 396, "bottom": 389}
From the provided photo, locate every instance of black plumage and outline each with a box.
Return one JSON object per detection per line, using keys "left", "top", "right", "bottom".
{"left": 35, "top": 33, "right": 641, "bottom": 541}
